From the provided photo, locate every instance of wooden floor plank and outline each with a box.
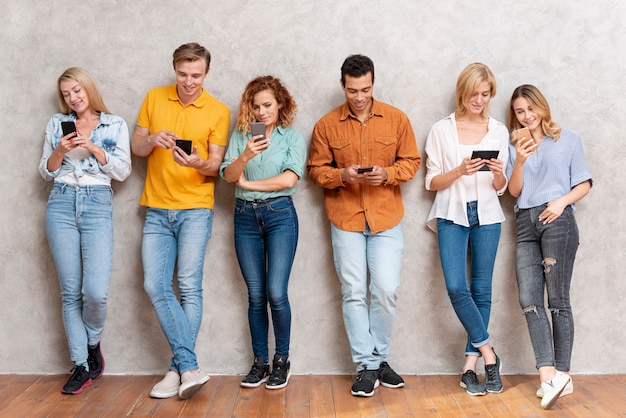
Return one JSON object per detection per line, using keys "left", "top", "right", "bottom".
{"left": 0, "top": 373, "right": 624, "bottom": 417}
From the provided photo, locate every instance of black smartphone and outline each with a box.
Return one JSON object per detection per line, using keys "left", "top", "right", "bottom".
{"left": 251, "top": 122, "right": 266, "bottom": 142}
{"left": 357, "top": 166, "right": 374, "bottom": 174}
{"left": 175, "top": 139, "right": 192, "bottom": 155}
{"left": 61, "top": 121, "right": 76, "bottom": 137}
{"left": 470, "top": 150, "right": 499, "bottom": 171}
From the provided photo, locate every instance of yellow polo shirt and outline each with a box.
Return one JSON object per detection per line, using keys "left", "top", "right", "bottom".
{"left": 137, "top": 84, "right": 230, "bottom": 210}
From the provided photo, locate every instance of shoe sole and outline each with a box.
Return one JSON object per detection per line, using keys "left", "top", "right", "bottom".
{"left": 460, "top": 382, "right": 486, "bottom": 396}
{"left": 241, "top": 376, "right": 268, "bottom": 388}
{"left": 380, "top": 381, "right": 405, "bottom": 388}
{"left": 179, "top": 375, "right": 211, "bottom": 400}
{"left": 62, "top": 378, "right": 92, "bottom": 395}
{"left": 540, "top": 380, "right": 569, "bottom": 410}
{"left": 351, "top": 379, "right": 380, "bottom": 397}
{"left": 265, "top": 372, "right": 291, "bottom": 390}
{"left": 149, "top": 389, "right": 179, "bottom": 398}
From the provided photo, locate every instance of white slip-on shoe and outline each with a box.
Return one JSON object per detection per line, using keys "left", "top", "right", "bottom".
{"left": 179, "top": 368, "right": 210, "bottom": 399}
{"left": 536, "top": 376, "right": 573, "bottom": 398}
{"left": 150, "top": 370, "right": 180, "bottom": 398}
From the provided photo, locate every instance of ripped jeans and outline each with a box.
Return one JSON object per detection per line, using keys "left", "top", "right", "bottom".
{"left": 515, "top": 204, "right": 579, "bottom": 371}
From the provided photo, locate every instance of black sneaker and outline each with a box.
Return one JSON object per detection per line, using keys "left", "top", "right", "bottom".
{"left": 241, "top": 356, "right": 270, "bottom": 388}
{"left": 266, "top": 354, "right": 290, "bottom": 389}
{"left": 378, "top": 362, "right": 405, "bottom": 388}
{"left": 351, "top": 367, "right": 380, "bottom": 397}
{"left": 62, "top": 365, "right": 92, "bottom": 395}
{"left": 87, "top": 342, "right": 105, "bottom": 380}
{"left": 460, "top": 370, "right": 486, "bottom": 396}
{"left": 484, "top": 352, "right": 503, "bottom": 393}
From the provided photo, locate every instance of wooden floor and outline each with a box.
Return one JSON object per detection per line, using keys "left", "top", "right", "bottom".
{"left": 1, "top": 374, "right": 625, "bottom": 417}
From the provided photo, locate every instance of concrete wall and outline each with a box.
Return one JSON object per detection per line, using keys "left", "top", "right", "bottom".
{"left": 1, "top": 0, "right": 624, "bottom": 375}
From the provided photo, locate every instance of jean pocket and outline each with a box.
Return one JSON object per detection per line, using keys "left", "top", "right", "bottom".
{"left": 267, "top": 197, "right": 292, "bottom": 213}
{"left": 90, "top": 188, "right": 113, "bottom": 205}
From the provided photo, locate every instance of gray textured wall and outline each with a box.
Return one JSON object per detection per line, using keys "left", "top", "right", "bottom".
{"left": 1, "top": 0, "right": 624, "bottom": 376}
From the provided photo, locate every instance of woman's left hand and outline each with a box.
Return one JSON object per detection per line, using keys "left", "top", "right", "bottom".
{"left": 484, "top": 158, "right": 504, "bottom": 177}
{"left": 539, "top": 198, "right": 567, "bottom": 224}
{"left": 236, "top": 171, "right": 249, "bottom": 189}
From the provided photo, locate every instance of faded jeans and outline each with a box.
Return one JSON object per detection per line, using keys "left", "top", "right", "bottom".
{"left": 142, "top": 207, "right": 213, "bottom": 373}
{"left": 45, "top": 184, "right": 113, "bottom": 366}
{"left": 515, "top": 204, "right": 578, "bottom": 371}
{"left": 331, "top": 223, "right": 404, "bottom": 371}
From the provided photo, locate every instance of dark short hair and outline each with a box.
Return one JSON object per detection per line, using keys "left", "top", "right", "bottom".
{"left": 341, "top": 54, "right": 375, "bottom": 85}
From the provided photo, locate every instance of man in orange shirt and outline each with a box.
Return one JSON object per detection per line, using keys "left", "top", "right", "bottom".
{"left": 307, "top": 54, "right": 421, "bottom": 397}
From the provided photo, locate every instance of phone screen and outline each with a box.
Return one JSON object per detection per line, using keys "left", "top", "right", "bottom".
{"left": 175, "top": 139, "right": 192, "bottom": 155}
{"left": 61, "top": 121, "right": 76, "bottom": 137}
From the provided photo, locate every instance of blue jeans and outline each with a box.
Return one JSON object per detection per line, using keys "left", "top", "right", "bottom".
{"left": 142, "top": 207, "right": 213, "bottom": 373}
{"left": 437, "top": 201, "right": 501, "bottom": 356}
{"left": 234, "top": 197, "right": 298, "bottom": 361}
{"left": 330, "top": 223, "right": 404, "bottom": 371}
{"left": 45, "top": 184, "right": 113, "bottom": 366}
{"left": 515, "top": 204, "right": 578, "bottom": 371}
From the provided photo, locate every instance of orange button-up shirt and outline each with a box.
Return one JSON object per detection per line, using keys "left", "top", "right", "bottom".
{"left": 307, "top": 99, "right": 421, "bottom": 233}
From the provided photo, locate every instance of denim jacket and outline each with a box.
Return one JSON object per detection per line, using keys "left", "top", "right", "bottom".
{"left": 39, "top": 112, "right": 132, "bottom": 184}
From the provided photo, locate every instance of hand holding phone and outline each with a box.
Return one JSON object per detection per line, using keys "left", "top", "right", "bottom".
{"left": 470, "top": 150, "right": 499, "bottom": 171}
{"left": 357, "top": 166, "right": 374, "bottom": 174}
{"left": 251, "top": 122, "right": 266, "bottom": 143}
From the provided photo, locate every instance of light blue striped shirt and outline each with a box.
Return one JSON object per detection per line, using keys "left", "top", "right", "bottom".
{"left": 506, "top": 129, "right": 592, "bottom": 211}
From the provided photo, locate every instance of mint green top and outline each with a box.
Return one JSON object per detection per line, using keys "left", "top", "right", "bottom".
{"left": 220, "top": 125, "right": 306, "bottom": 201}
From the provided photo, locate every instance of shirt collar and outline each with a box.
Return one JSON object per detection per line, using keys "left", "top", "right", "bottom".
{"left": 339, "top": 98, "right": 383, "bottom": 121}
{"left": 167, "top": 84, "right": 209, "bottom": 108}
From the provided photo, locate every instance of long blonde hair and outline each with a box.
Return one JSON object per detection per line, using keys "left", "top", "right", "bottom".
{"left": 57, "top": 67, "right": 110, "bottom": 115}
{"left": 509, "top": 84, "right": 561, "bottom": 141}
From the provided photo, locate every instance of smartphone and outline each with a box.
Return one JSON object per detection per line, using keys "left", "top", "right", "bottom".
{"left": 61, "top": 121, "right": 76, "bottom": 137}
{"left": 175, "top": 139, "right": 192, "bottom": 155}
{"left": 470, "top": 150, "right": 499, "bottom": 171}
{"left": 512, "top": 127, "right": 532, "bottom": 145}
{"left": 251, "top": 122, "right": 266, "bottom": 142}
{"left": 357, "top": 166, "right": 374, "bottom": 174}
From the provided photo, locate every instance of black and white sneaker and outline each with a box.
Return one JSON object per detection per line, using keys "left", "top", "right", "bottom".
{"left": 351, "top": 367, "right": 380, "bottom": 397}
{"left": 62, "top": 365, "right": 92, "bottom": 395}
{"left": 241, "top": 356, "right": 270, "bottom": 388}
{"left": 484, "top": 352, "right": 503, "bottom": 393}
{"left": 379, "top": 362, "right": 405, "bottom": 388}
{"left": 87, "top": 342, "right": 105, "bottom": 380}
{"left": 266, "top": 354, "right": 290, "bottom": 389}
{"left": 460, "top": 370, "right": 486, "bottom": 396}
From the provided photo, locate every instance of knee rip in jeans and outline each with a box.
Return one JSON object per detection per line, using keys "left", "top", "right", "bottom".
{"left": 542, "top": 257, "right": 556, "bottom": 273}
{"left": 521, "top": 305, "right": 539, "bottom": 316}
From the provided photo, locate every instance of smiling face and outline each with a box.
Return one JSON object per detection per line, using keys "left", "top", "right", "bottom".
{"left": 465, "top": 81, "right": 492, "bottom": 116}
{"left": 59, "top": 80, "right": 91, "bottom": 115}
{"left": 252, "top": 89, "right": 281, "bottom": 129}
{"left": 512, "top": 96, "right": 543, "bottom": 135}
{"left": 175, "top": 59, "right": 208, "bottom": 105}
{"left": 341, "top": 73, "right": 373, "bottom": 117}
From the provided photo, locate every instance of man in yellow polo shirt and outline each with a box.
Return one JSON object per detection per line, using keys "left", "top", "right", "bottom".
{"left": 131, "top": 42, "right": 230, "bottom": 400}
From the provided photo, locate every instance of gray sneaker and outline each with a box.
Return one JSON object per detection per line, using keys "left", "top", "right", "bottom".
{"left": 484, "top": 352, "right": 503, "bottom": 393}
{"left": 460, "top": 370, "right": 486, "bottom": 396}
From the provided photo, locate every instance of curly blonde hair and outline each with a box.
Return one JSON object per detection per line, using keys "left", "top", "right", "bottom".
{"left": 235, "top": 76, "right": 297, "bottom": 134}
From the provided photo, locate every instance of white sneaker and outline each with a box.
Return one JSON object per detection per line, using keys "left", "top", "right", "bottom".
{"left": 540, "top": 371, "right": 571, "bottom": 409}
{"left": 536, "top": 377, "right": 573, "bottom": 398}
{"left": 178, "top": 368, "right": 211, "bottom": 399}
{"left": 150, "top": 371, "right": 180, "bottom": 398}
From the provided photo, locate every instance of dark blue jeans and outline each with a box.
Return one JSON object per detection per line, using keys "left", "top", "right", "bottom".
{"left": 234, "top": 196, "right": 298, "bottom": 361}
{"left": 437, "top": 201, "right": 501, "bottom": 356}
{"left": 515, "top": 204, "right": 578, "bottom": 371}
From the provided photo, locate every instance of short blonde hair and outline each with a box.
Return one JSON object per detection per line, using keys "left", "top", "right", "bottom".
{"left": 455, "top": 63, "right": 496, "bottom": 118}
{"left": 57, "top": 67, "right": 109, "bottom": 115}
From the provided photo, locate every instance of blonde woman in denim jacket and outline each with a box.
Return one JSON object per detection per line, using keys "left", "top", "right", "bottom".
{"left": 38, "top": 67, "right": 131, "bottom": 395}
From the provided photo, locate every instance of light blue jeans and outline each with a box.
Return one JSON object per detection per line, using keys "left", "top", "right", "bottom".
{"left": 45, "top": 184, "right": 113, "bottom": 367}
{"left": 142, "top": 207, "right": 213, "bottom": 373}
{"left": 330, "top": 223, "right": 404, "bottom": 371}
{"left": 437, "top": 201, "right": 501, "bottom": 356}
